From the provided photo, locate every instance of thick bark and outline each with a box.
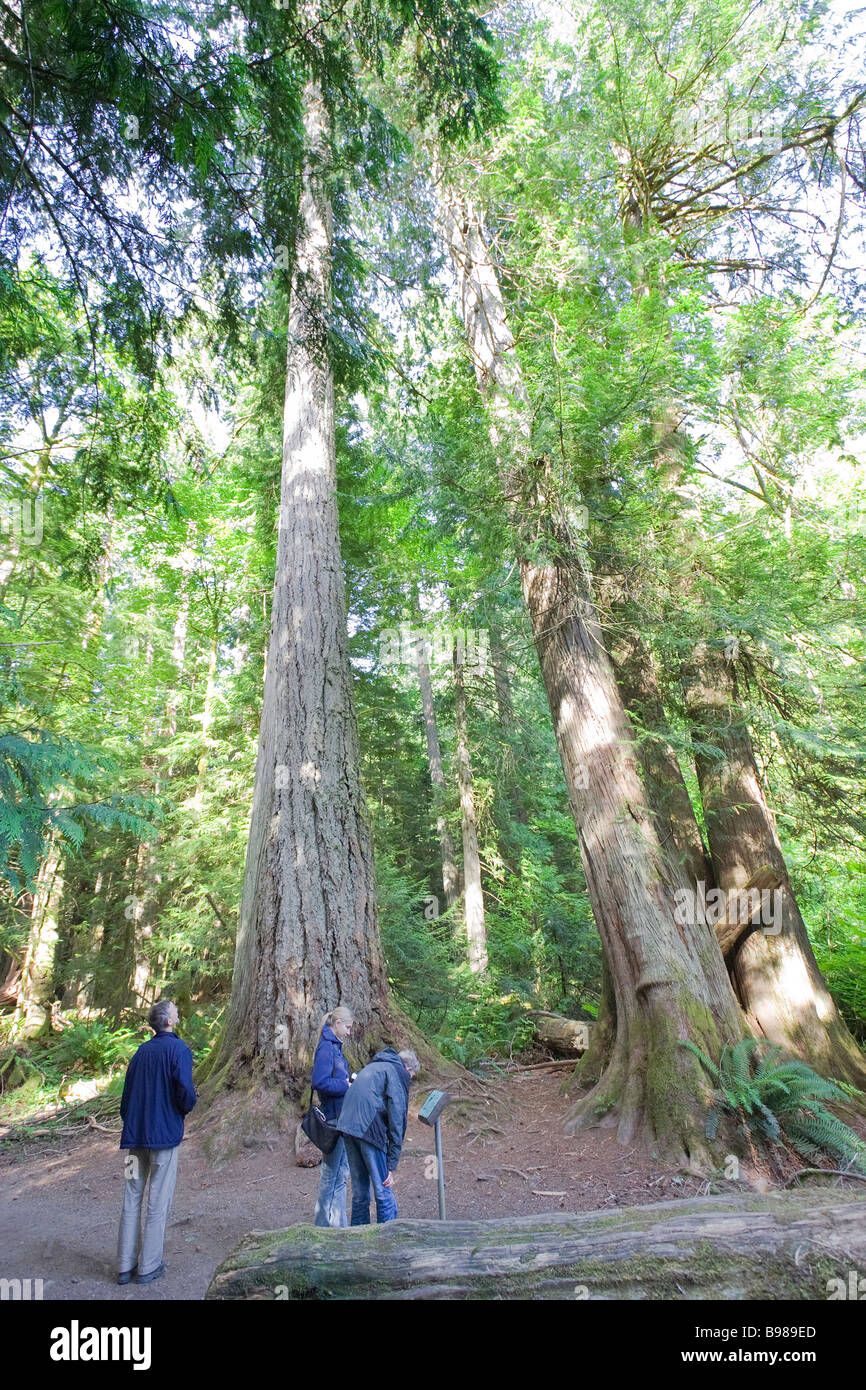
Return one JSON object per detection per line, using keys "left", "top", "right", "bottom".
{"left": 617, "top": 182, "right": 864, "bottom": 1089}
{"left": 413, "top": 631, "right": 459, "bottom": 912}
{"left": 606, "top": 620, "right": 710, "bottom": 893}
{"left": 437, "top": 186, "right": 746, "bottom": 1160}
{"left": 452, "top": 639, "right": 487, "bottom": 973}
{"left": 684, "top": 644, "right": 866, "bottom": 1087}
{"left": 212, "top": 86, "right": 389, "bottom": 1086}
{"left": 206, "top": 1192, "right": 866, "bottom": 1300}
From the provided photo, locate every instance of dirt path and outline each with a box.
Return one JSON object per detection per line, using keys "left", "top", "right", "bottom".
{"left": 0, "top": 1071, "right": 738, "bottom": 1301}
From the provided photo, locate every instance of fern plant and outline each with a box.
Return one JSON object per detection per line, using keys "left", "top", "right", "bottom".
{"left": 0, "top": 728, "right": 158, "bottom": 894}
{"left": 43, "top": 1021, "right": 140, "bottom": 1076}
{"left": 682, "top": 1038, "right": 866, "bottom": 1172}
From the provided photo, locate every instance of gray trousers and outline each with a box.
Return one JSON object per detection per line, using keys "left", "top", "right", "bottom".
{"left": 117, "top": 1145, "right": 179, "bottom": 1276}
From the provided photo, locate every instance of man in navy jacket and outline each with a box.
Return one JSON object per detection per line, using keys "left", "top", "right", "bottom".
{"left": 336, "top": 1047, "right": 419, "bottom": 1224}
{"left": 116, "top": 999, "right": 197, "bottom": 1285}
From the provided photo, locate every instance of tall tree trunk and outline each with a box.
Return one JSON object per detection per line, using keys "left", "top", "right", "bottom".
{"left": 212, "top": 85, "right": 389, "bottom": 1087}
{"left": 412, "top": 627, "right": 459, "bottom": 912}
{"left": 437, "top": 183, "right": 746, "bottom": 1161}
{"left": 683, "top": 643, "right": 866, "bottom": 1087}
{"left": 624, "top": 208, "right": 863, "bottom": 1084}
{"left": 606, "top": 615, "right": 710, "bottom": 894}
{"left": 13, "top": 836, "right": 64, "bottom": 1036}
{"left": 452, "top": 637, "right": 487, "bottom": 973}
{"left": 95, "top": 849, "right": 139, "bottom": 1013}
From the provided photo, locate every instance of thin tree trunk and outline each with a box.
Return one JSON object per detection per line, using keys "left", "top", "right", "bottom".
{"left": 165, "top": 546, "right": 194, "bottom": 742}
{"left": 683, "top": 643, "right": 866, "bottom": 1086}
{"left": 12, "top": 522, "right": 115, "bottom": 1029}
{"left": 129, "top": 856, "right": 155, "bottom": 1008}
{"left": 437, "top": 183, "right": 746, "bottom": 1161}
{"left": 212, "top": 84, "right": 389, "bottom": 1086}
{"left": 13, "top": 836, "right": 64, "bottom": 1036}
{"left": 488, "top": 613, "right": 528, "bottom": 827}
{"left": 61, "top": 866, "right": 105, "bottom": 1011}
{"left": 125, "top": 544, "right": 197, "bottom": 1007}
{"left": 452, "top": 637, "right": 487, "bottom": 973}
{"left": 413, "top": 628, "right": 459, "bottom": 912}
{"left": 192, "top": 623, "right": 219, "bottom": 812}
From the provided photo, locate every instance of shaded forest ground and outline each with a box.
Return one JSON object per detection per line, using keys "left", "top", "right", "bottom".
{"left": 2, "top": 1069, "right": 863, "bottom": 1302}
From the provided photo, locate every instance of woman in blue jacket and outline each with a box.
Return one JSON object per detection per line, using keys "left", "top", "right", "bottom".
{"left": 310, "top": 1005, "right": 354, "bottom": 1226}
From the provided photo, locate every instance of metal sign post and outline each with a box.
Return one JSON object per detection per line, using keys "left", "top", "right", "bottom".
{"left": 418, "top": 1089, "right": 451, "bottom": 1220}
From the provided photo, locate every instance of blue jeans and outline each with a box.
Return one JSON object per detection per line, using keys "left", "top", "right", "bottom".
{"left": 314, "top": 1138, "right": 349, "bottom": 1227}
{"left": 343, "top": 1136, "right": 398, "bottom": 1225}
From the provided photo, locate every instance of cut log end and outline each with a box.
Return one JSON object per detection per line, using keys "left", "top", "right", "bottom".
{"left": 528, "top": 1011, "right": 592, "bottom": 1056}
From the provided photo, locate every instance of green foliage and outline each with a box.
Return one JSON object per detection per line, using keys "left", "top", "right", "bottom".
{"left": 433, "top": 987, "right": 536, "bottom": 1069}
{"left": 40, "top": 1020, "right": 140, "bottom": 1077}
{"left": 2, "top": 0, "right": 865, "bottom": 1103}
{"left": 0, "top": 729, "right": 157, "bottom": 896}
{"left": 683, "top": 1039, "right": 866, "bottom": 1171}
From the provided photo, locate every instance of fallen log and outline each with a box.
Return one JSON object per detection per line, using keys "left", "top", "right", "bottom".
{"left": 205, "top": 1191, "right": 866, "bottom": 1300}
{"left": 527, "top": 1010, "right": 591, "bottom": 1055}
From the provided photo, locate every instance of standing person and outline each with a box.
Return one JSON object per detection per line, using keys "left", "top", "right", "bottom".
{"left": 116, "top": 998, "right": 197, "bottom": 1286}
{"left": 310, "top": 1005, "right": 354, "bottom": 1227}
{"left": 336, "top": 1047, "right": 420, "bottom": 1225}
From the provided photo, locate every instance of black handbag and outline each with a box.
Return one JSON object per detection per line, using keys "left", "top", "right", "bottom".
{"left": 301, "top": 1101, "right": 341, "bottom": 1155}
{"left": 301, "top": 1044, "right": 342, "bottom": 1154}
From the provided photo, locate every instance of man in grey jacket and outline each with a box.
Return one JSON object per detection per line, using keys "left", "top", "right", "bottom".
{"left": 335, "top": 1047, "right": 419, "bottom": 1224}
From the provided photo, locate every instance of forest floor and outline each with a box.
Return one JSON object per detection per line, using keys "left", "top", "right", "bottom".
{"left": 0, "top": 1067, "right": 852, "bottom": 1302}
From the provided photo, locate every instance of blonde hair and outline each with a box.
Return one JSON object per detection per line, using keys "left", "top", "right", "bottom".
{"left": 321, "top": 1005, "right": 354, "bottom": 1032}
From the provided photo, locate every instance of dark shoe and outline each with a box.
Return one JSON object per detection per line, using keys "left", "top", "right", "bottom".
{"left": 135, "top": 1263, "right": 165, "bottom": 1285}
{"left": 117, "top": 1268, "right": 137, "bottom": 1286}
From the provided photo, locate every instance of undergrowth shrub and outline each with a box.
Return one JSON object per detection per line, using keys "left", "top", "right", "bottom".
{"left": 683, "top": 1037, "right": 866, "bottom": 1171}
